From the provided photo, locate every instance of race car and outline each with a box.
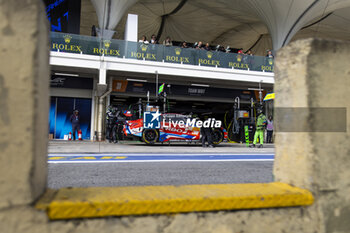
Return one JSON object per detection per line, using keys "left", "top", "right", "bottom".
{"left": 123, "top": 113, "right": 227, "bottom": 145}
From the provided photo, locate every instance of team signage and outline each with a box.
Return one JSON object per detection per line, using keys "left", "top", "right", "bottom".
{"left": 50, "top": 75, "right": 93, "bottom": 89}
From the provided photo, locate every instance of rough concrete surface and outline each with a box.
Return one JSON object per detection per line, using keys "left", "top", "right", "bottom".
{"left": 274, "top": 38, "right": 350, "bottom": 233}
{"left": 0, "top": 0, "right": 49, "bottom": 209}
{"left": 0, "top": 206, "right": 318, "bottom": 233}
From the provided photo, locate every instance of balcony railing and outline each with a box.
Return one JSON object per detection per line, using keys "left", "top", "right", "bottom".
{"left": 51, "top": 32, "right": 274, "bottom": 72}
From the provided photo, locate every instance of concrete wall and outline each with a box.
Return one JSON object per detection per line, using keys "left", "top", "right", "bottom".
{"left": 274, "top": 38, "right": 350, "bottom": 233}
{"left": 0, "top": 0, "right": 49, "bottom": 209}
{"left": 0, "top": 1, "right": 349, "bottom": 233}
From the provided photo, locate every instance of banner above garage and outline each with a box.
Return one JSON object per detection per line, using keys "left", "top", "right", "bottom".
{"left": 51, "top": 32, "right": 274, "bottom": 72}
{"left": 112, "top": 80, "right": 256, "bottom": 101}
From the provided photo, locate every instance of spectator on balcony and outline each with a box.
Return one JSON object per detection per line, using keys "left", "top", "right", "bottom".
{"left": 91, "top": 25, "right": 97, "bottom": 37}
{"left": 203, "top": 42, "right": 211, "bottom": 51}
{"left": 265, "top": 50, "right": 274, "bottom": 66}
{"left": 215, "top": 44, "right": 226, "bottom": 53}
{"left": 266, "top": 50, "right": 274, "bottom": 58}
{"left": 163, "top": 36, "right": 173, "bottom": 46}
{"left": 181, "top": 41, "right": 188, "bottom": 48}
{"left": 218, "top": 45, "right": 226, "bottom": 53}
{"left": 236, "top": 49, "right": 244, "bottom": 64}
{"left": 243, "top": 49, "right": 254, "bottom": 68}
{"left": 150, "top": 34, "right": 158, "bottom": 44}
{"left": 139, "top": 35, "right": 149, "bottom": 44}
{"left": 195, "top": 41, "right": 203, "bottom": 49}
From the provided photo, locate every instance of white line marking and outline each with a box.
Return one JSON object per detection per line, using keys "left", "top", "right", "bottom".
{"left": 48, "top": 159, "right": 274, "bottom": 164}
{"left": 48, "top": 153, "right": 275, "bottom": 157}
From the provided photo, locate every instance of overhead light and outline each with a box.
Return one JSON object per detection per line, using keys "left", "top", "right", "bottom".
{"left": 248, "top": 88, "right": 264, "bottom": 91}
{"left": 127, "top": 78, "right": 147, "bottom": 82}
{"left": 54, "top": 72, "right": 79, "bottom": 77}
{"left": 191, "top": 83, "right": 210, "bottom": 87}
{"left": 111, "top": 98, "right": 126, "bottom": 101}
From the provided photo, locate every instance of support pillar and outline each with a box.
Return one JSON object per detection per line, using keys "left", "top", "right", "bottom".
{"left": 91, "top": 0, "right": 138, "bottom": 39}
{"left": 274, "top": 38, "right": 350, "bottom": 232}
{"left": 95, "top": 65, "right": 110, "bottom": 141}
{"left": 243, "top": 0, "right": 350, "bottom": 50}
{"left": 0, "top": 0, "right": 49, "bottom": 208}
{"left": 124, "top": 14, "right": 138, "bottom": 42}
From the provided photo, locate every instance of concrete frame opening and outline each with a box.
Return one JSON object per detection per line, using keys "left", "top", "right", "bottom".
{"left": 1, "top": 1, "right": 349, "bottom": 232}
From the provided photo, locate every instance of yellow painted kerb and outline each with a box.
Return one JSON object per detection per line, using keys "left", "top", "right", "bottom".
{"left": 36, "top": 182, "right": 314, "bottom": 220}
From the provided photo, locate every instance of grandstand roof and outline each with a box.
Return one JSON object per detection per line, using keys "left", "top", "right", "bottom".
{"left": 81, "top": 0, "right": 350, "bottom": 55}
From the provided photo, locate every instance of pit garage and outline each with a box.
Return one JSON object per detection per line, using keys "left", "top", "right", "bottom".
{"left": 107, "top": 75, "right": 273, "bottom": 143}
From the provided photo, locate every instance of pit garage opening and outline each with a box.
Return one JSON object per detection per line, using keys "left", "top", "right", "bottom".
{"left": 106, "top": 78, "right": 274, "bottom": 144}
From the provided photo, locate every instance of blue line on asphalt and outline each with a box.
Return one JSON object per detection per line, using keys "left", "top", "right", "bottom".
{"left": 48, "top": 154, "right": 274, "bottom": 163}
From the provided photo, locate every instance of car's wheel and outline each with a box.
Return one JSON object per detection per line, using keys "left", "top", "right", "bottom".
{"left": 142, "top": 129, "right": 159, "bottom": 145}
{"left": 212, "top": 129, "right": 224, "bottom": 145}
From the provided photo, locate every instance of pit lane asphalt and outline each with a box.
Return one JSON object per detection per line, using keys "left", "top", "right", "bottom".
{"left": 48, "top": 141, "right": 274, "bottom": 188}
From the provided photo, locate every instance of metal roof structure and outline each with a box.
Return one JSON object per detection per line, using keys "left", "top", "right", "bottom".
{"left": 81, "top": 0, "right": 350, "bottom": 55}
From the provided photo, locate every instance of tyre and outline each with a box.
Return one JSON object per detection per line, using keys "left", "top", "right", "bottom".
{"left": 142, "top": 129, "right": 159, "bottom": 145}
{"left": 212, "top": 129, "right": 224, "bottom": 145}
